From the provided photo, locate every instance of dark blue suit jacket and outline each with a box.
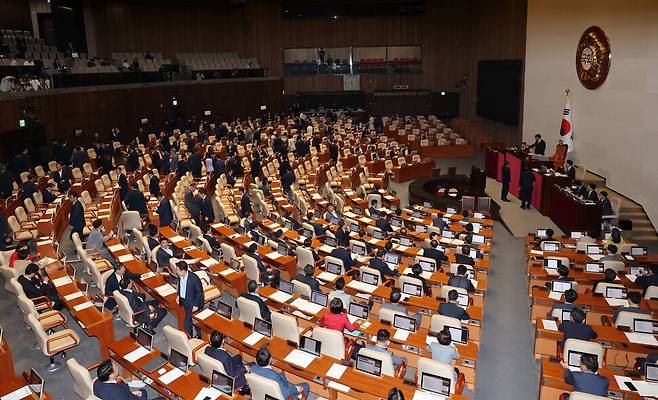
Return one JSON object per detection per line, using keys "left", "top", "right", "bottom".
{"left": 250, "top": 365, "right": 300, "bottom": 399}
{"left": 423, "top": 248, "right": 448, "bottom": 267}
{"left": 178, "top": 271, "right": 204, "bottom": 310}
{"left": 53, "top": 170, "right": 71, "bottom": 193}
{"left": 240, "top": 194, "right": 252, "bottom": 215}
{"left": 559, "top": 320, "right": 597, "bottom": 343}
{"left": 329, "top": 248, "right": 356, "bottom": 272}
{"left": 501, "top": 165, "right": 511, "bottom": 184}
{"left": 240, "top": 292, "right": 271, "bottom": 320}
{"left": 118, "top": 173, "right": 129, "bottom": 200}
{"left": 93, "top": 379, "right": 142, "bottom": 399}
{"left": 105, "top": 271, "right": 140, "bottom": 309}
{"left": 448, "top": 275, "right": 475, "bottom": 292}
{"left": 455, "top": 254, "right": 475, "bottom": 266}
{"left": 204, "top": 346, "right": 247, "bottom": 387}
{"left": 369, "top": 257, "right": 399, "bottom": 282}
{"left": 563, "top": 369, "right": 609, "bottom": 396}
{"left": 69, "top": 199, "right": 85, "bottom": 230}
{"left": 157, "top": 197, "right": 173, "bottom": 227}
{"left": 439, "top": 302, "right": 470, "bottom": 320}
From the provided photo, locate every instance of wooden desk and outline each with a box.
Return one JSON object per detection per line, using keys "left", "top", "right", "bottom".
{"left": 532, "top": 171, "right": 571, "bottom": 214}
{"left": 0, "top": 336, "right": 15, "bottom": 383}
{"left": 392, "top": 161, "right": 434, "bottom": 183}
{"left": 549, "top": 186, "right": 602, "bottom": 238}
{"left": 0, "top": 374, "right": 53, "bottom": 400}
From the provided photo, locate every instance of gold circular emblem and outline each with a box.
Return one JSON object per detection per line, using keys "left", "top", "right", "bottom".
{"left": 576, "top": 26, "right": 611, "bottom": 89}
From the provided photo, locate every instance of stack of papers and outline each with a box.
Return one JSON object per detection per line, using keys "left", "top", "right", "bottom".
{"left": 267, "top": 291, "right": 293, "bottom": 303}
{"left": 605, "top": 298, "right": 630, "bottom": 307}
{"left": 118, "top": 254, "right": 134, "bottom": 263}
{"left": 242, "top": 332, "right": 265, "bottom": 346}
{"left": 396, "top": 245, "right": 409, "bottom": 252}
{"left": 169, "top": 235, "right": 185, "bottom": 243}
{"left": 38, "top": 257, "right": 57, "bottom": 266}
{"left": 200, "top": 258, "right": 219, "bottom": 268}
{"left": 393, "top": 329, "right": 410, "bottom": 341}
{"left": 346, "top": 280, "right": 378, "bottom": 293}
{"left": 284, "top": 349, "right": 317, "bottom": 368}
{"left": 614, "top": 376, "right": 658, "bottom": 396}
{"left": 318, "top": 244, "right": 335, "bottom": 253}
{"left": 541, "top": 319, "right": 559, "bottom": 331}
{"left": 544, "top": 268, "right": 560, "bottom": 276}
{"left": 589, "top": 254, "right": 604, "bottom": 261}
{"left": 195, "top": 309, "right": 215, "bottom": 320}
{"left": 316, "top": 272, "right": 338, "bottom": 282}
{"left": 219, "top": 269, "right": 235, "bottom": 277}
{"left": 183, "top": 245, "right": 197, "bottom": 252}
{"left": 426, "top": 335, "right": 438, "bottom": 345}
{"left": 158, "top": 368, "right": 185, "bottom": 384}
{"left": 155, "top": 284, "right": 177, "bottom": 297}
{"left": 52, "top": 276, "right": 73, "bottom": 287}
{"left": 108, "top": 244, "right": 126, "bottom": 252}
{"left": 141, "top": 272, "right": 156, "bottom": 280}
{"left": 193, "top": 387, "right": 222, "bottom": 400}
{"left": 266, "top": 252, "right": 283, "bottom": 260}
{"left": 624, "top": 332, "right": 658, "bottom": 346}
{"left": 530, "top": 250, "right": 544, "bottom": 257}
{"left": 64, "top": 291, "right": 85, "bottom": 301}
{"left": 325, "top": 363, "right": 348, "bottom": 379}
{"left": 327, "top": 381, "right": 350, "bottom": 393}
{"left": 548, "top": 291, "right": 563, "bottom": 300}
{"left": 413, "top": 390, "right": 446, "bottom": 400}
{"left": 0, "top": 386, "right": 31, "bottom": 400}
{"left": 73, "top": 300, "right": 95, "bottom": 312}
{"left": 124, "top": 346, "right": 151, "bottom": 362}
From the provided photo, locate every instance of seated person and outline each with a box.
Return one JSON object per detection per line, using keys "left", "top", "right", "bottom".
{"left": 367, "top": 200, "right": 379, "bottom": 217}
{"left": 406, "top": 263, "right": 430, "bottom": 294}
{"left": 247, "top": 243, "right": 280, "bottom": 285}
{"left": 19, "top": 263, "right": 63, "bottom": 310}
{"left": 558, "top": 307, "right": 597, "bottom": 346}
{"left": 356, "top": 230, "right": 373, "bottom": 255}
{"left": 423, "top": 240, "right": 448, "bottom": 268}
{"left": 369, "top": 248, "right": 400, "bottom": 282}
{"left": 600, "top": 244, "right": 623, "bottom": 262}
{"left": 612, "top": 291, "right": 649, "bottom": 324}
{"left": 250, "top": 346, "right": 309, "bottom": 399}
{"left": 306, "top": 212, "right": 326, "bottom": 237}
{"left": 539, "top": 228, "right": 555, "bottom": 243}
{"left": 455, "top": 245, "right": 475, "bottom": 266}
{"left": 324, "top": 203, "right": 341, "bottom": 223}
{"left": 146, "top": 224, "right": 159, "bottom": 251}
{"left": 382, "top": 288, "right": 422, "bottom": 327}
{"left": 365, "top": 329, "right": 407, "bottom": 369}
{"left": 105, "top": 263, "right": 141, "bottom": 311}
{"left": 547, "top": 289, "right": 578, "bottom": 319}
{"left": 9, "top": 245, "right": 37, "bottom": 268}
{"left": 329, "top": 241, "right": 356, "bottom": 273}
{"left": 426, "top": 329, "right": 459, "bottom": 382}
{"left": 334, "top": 220, "right": 349, "bottom": 248}
{"left": 119, "top": 278, "right": 166, "bottom": 334}
{"left": 41, "top": 183, "right": 58, "bottom": 204}
{"left": 560, "top": 353, "right": 609, "bottom": 397}
{"left": 604, "top": 227, "right": 625, "bottom": 249}
{"left": 439, "top": 289, "right": 469, "bottom": 321}
{"left": 301, "top": 238, "right": 320, "bottom": 262}
{"left": 319, "top": 298, "right": 360, "bottom": 332}
{"left": 239, "top": 280, "right": 271, "bottom": 320}
{"left": 294, "top": 264, "right": 320, "bottom": 292}
{"left": 592, "top": 268, "right": 619, "bottom": 293}
{"left": 205, "top": 330, "right": 248, "bottom": 391}
{"left": 636, "top": 264, "right": 658, "bottom": 292}
{"left": 85, "top": 219, "right": 114, "bottom": 261}
{"left": 375, "top": 211, "right": 394, "bottom": 234}
{"left": 155, "top": 237, "right": 174, "bottom": 267}
{"left": 460, "top": 209, "right": 471, "bottom": 223}
{"left": 94, "top": 359, "right": 156, "bottom": 399}
{"left": 329, "top": 277, "right": 353, "bottom": 309}
{"left": 201, "top": 223, "right": 221, "bottom": 253}
{"left": 448, "top": 264, "right": 476, "bottom": 292}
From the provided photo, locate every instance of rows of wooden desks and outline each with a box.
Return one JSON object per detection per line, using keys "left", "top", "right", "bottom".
{"left": 525, "top": 234, "right": 658, "bottom": 399}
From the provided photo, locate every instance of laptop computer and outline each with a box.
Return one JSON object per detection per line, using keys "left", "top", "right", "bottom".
{"left": 418, "top": 259, "right": 436, "bottom": 273}
{"left": 136, "top": 327, "right": 153, "bottom": 350}
{"left": 254, "top": 317, "right": 272, "bottom": 338}
{"left": 311, "top": 291, "right": 328, "bottom": 307}
{"left": 355, "top": 353, "right": 382, "bottom": 377}
{"left": 633, "top": 318, "right": 657, "bottom": 334}
{"left": 456, "top": 293, "right": 469, "bottom": 308}
{"left": 361, "top": 271, "right": 379, "bottom": 286}
{"left": 551, "top": 281, "right": 573, "bottom": 293}
{"left": 216, "top": 300, "right": 233, "bottom": 319}
{"left": 325, "top": 236, "right": 337, "bottom": 247}
{"left": 27, "top": 369, "right": 44, "bottom": 399}
{"left": 585, "top": 263, "right": 604, "bottom": 273}
{"left": 402, "top": 282, "right": 422, "bottom": 297}
{"left": 348, "top": 302, "right": 369, "bottom": 320}
{"left": 400, "top": 237, "right": 413, "bottom": 247}
{"left": 605, "top": 286, "right": 627, "bottom": 299}
{"left": 211, "top": 369, "right": 235, "bottom": 395}
{"left": 393, "top": 314, "right": 416, "bottom": 333}
{"left": 326, "top": 262, "right": 342, "bottom": 275}
{"left": 646, "top": 363, "right": 658, "bottom": 383}
{"left": 447, "top": 325, "right": 468, "bottom": 344}
{"left": 299, "top": 335, "right": 322, "bottom": 357}
{"left": 384, "top": 252, "right": 401, "bottom": 265}
{"left": 279, "top": 280, "right": 294, "bottom": 294}
{"left": 420, "top": 372, "right": 451, "bottom": 396}
{"left": 567, "top": 350, "right": 597, "bottom": 369}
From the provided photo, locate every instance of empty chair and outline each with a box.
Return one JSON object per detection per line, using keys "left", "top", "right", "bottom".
{"left": 430, "top": 314, "right": 462, "bottom": 334}
{"left": 113, "top": 290, "right": 145, "bottom": 333}
{"left": 568, "top": 393, "right": 610, "bottom": 400}
{"left": 27, "top": 312, "right": 80, "bottom": 371}
{"left": 615, "top": 310, "right": 653, "bottom": 329}
{"left": 271, "top": 312, "right": 305, "bottom": 346}
{"left": 163, "top": 325, "right": 208, "bottom": 366}
{"left": 292, "top": 279, "right": 312, "bottom": 299}
{"left": 17, "top": 294, "right": 66, "bottom": 331}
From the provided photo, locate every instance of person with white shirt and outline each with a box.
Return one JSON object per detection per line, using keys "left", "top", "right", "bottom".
{"left": 94, "top": 359, "right": 164, "bottom": 399}
{"left": 155, "top": 237, "right": 174, "bottom": 267}
{"left": 204, "top": 153, "right": 214, "bottom": 175}
{"left": 426, "top": 329, "right": 460, "bottom": 382}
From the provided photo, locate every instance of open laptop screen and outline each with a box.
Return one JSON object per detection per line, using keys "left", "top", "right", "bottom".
{"left": 136, "top": 327, "right": 153, "bottom": 350}
{"left": 447, "top": 326, "right": 468, "bottom": 344}
{"left": 212, "top": 370, "right": 235, "bottom": 395}
{"left": 633, "top": 318, "right": 658, "bottom": 334}
{"left": 299, "top": 335, "right": 322, "bottom": 357}
{"left": 418, "top": 259, "right": 436, "bottom": 273}
{"left": 393, "top": 314, "right": 416, "bottom": 332}
{"left": 27, "top": 369, "right": 44, "bottom": 399}
{"left": 605, "top": 286, "right": 627, "bottom": 299}
{"left": 361, "top": 271, "right": 379, "bottom": 286}
{"left": 402, "top": 282, "right": 422, "bottom": 297}
{"left": 646, "top": 363, "right": 658, "bottom": 383}
{"left": 279, "top": 280, "right": 294, "bottom": 294}
{"left": 170, "top": 348, "right": 188, "bottom": 372}
{"left": 384, "top": 252, "right": 400, "bottom": 265}
{"left": 355, "top": 353, "right": 382, "bottom": 377}
{"left": 551, "top": 281, "right": 573, "bottom": 293}
{"left": 348, "top": 302, "right": 369, "bottom": 319}
{"left": 421, "top": 372, "right": 451, "bottom": 396}
{"left": 311, "top": 291, "right": 328, "bottom": 307}
{"left": 567, "top": 350, "right": 597, "bottom": 368}
{"left": 216, "top": 301, "right": 233, "bottom": 319}
{"left": 254, "top": 317, "right": 272, "bottom": 338}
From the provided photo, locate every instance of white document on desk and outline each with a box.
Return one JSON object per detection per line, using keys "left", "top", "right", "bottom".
{"left": 548, "top": 291, "right": 562, "bottom": 300}
{"left": 141, "top": 272, "right": 156, "bottom": 280}
{"left": 393, "top": 329, "right": 410, "bottom": 342}
{"left": 0, "top": 386, "right": 31, "bottom": 400}
{"left": 605, "top": 298, "right": 630, "bottom": 307}
{"left": 317, "top": 272, "right": 338, "bottom": 282}
{"left": 542, "top": 319, "right": 559, "bottom": 331}
{"left": 413, "top": 389, "right": 446, "bottom": 400}
{"left": 108, "top": 244, "right": 126, "bottom": 252}
{"left": 544, "top": 268, "right": 560, "bottom": 276}
{"left": 158, "top": 367, "right": 185, "bottom": 385}
{"left": 325, "top": 363, "right": 348, "bottom": 379}
{"left": 396, "top": 245, "right": 409, "bottom": 252}
{"left": 625, "top": 274, "right": 638, "bottom": 283}
{"left": 588, "top": 254, "right": 604, "bottom": 261}
{"left": 266, "top": 252, "right": 283, "bottom": 260}
{"left": 155, "top": 284, "right": 177, "bottom": 297}
{"left": 193, "top": 387, "right": 222, "bottom": 400}
{"left": 118, "top": 254, "right": 134, "bottom": 263}
{"left": 52, "top": 276, "right": 73, "bottom": 287}
{"left": 73, "top": 300, "right": 94, "bottom": 312}
{"left": 327, "top": 380, "right": 350, "bottom": 393}
{"left": 346, "top": 280, "right": 378, "bottom": 293}
{"left": 242, "top": 332, "right": 265, "bottom": 346}
{"left": 300, "top": 301, "right": 324, "bottom": 315}
{"left": 284, "top": 349, "right": 316, "bottom": 368}
{"left": 318, "top": 244, "right": 335, "bottom": 253}
{"left": 346, "top": 314, "right": 360, "bottom": 324}
{"left": 633, "top": 380, "right": 658, "bottom": 396}
{"left": 268, "top": 291, "right": 293, "bottom": 303}
{"left": 200, "top": 258, "right": 219, "bottom": 268}
{"left": 625, "top": 332, "right": 658, "bottom": 346}
{"left": 64, "top": 291, "right": 85, "bottom": 301}
{"left": 124, "top": 346, "right": 150, "bottom": 362}
{"left": 169, "top": 235, "right": 185, "bottom": 243}
{"left": 530, "top": 250, "right": 544, "bottom": 257}
{"left": 195, "top": 309, "right": 214, "bottom": 320}
{"left": 219, "top": 269, "right": 235, "bottom": 277}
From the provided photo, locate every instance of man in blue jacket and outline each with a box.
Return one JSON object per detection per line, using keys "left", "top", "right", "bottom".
{"left": 560, "top": 353, "right": 609, "bottom": 396}
{"left": 94, "top": 359, "right": 163, "bottom": 399}
{"left": 439, "top": 290, "right": 470, "bottom": 321}
{"left": 250, "top": 346, "right": 309, "bottom": 399}
{"left": 205, "top": 330, "right": 248, "bottom": 390}
{"left": 175, "top": 261, "right": 204, "bottom": 338}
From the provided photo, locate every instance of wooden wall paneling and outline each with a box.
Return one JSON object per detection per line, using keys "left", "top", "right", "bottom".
{"left": 0, "top": 0, "right": 33, "bottom": 31}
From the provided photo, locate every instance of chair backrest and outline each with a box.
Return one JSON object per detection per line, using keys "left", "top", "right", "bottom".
{"left": 32, "top": 191, "right": 43, "bottom": 206}
{"left": 417, "top": 357, "right": 457, "bottom": 394}
{"left": 430, "top": 314, "right": 462, "bottom": 334}
{"left": 616, "top": 311, "right": 654, "bottom": 330}
{"left": 67, "top": 358, "right": 95, "bottom": 400}
{"left": 163, "top": 325, "right": 197, "bottom": 367}
{"left": 440, "top": 285, "right": 468, "bottom": 301}
{"left": 16, "top": 294, "right": 38, "bottom": 319}
{"left": 357, "top": 347, "right": 395, "bottom": 377}
{"left": 415, "top": 255, "right": 438, "bottom": 271}
{"left": 379, "top": 307, "right": 408, "bottom": 325}
{"left": 569, "top": 392, "right": 610, "bottom": 400}
{"left": 113, "top": 290, "right": 139, "bottom": 328}
{"left": 188, "top": 224, "right": 202, "bottom": 242}
{"left": 220, "top": 243, "right": 238, "bottom": 266}
{"left": 7, "top": 277, "right": 25, "bottom": 297}
{"left": 398, "top": 275, "right": 425, "bottom": 296}
{"left": 292, "top": 279, "right": 312, "bottom": 299}
{"left": 196, "top": 352, "right": 227, "bottom": 379}
{"left": 246, "top": 373, "right": 286, "bottom": 400}
{"left": 26, "top": 313, "right": 49, "bottom": 356}
{"left": 593, "top": 282, "right": 625, "bottom": 295}
{"left": 312, "top": 327, "right": 346, "bottom": 360}
{"left": 23, "top": 197, "right": 35, "bottom": 213}
{"left": 645, "top": 286, "right": 658, "bottom": 299}
{"left": 34, "top": 165, "right": 45, "bottom": 177}
{"left": 271, "top": 312, "right": 301, "bottom": 345}
{"left": 563, "top": 339, "right": 604, "bottom": 368}
{"left": 15, "top": 206, "right": 28, "bottom": 222}
{"left": 295, "top": 246, "right": 314, "bottom": 272}
{"left": 242, "top": 254, "right": 260, "bottom": 284}
{"left": 119, "top": 211, "right": 142, "bottom": 232}
{"left": 236, "top": 296, "right": 261, "bottom": 324}
{"left": 601, "top": 260, "right": 625, "bottom": 273}
{"left": 0, "top": 266, "right": 17, "bottom": 291}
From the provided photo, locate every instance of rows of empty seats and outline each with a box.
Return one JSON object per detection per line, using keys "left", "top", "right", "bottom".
{"left": 176, "top": 52, "right": 259, "bottom": 71}
{"left": 111, "top": 52, "right": 171, "bottom": 72}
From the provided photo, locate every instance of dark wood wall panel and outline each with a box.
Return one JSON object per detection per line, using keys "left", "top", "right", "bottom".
{"left": 0, "top": 79, "right": 283, "bottom": 147}
{"left": 0, "top": 0, "right": 33, "bottom": 31}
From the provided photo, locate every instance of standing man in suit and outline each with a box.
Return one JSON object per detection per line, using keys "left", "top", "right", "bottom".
{"left": 560, "top": 354, "right": 609, "bottom": 397}
{"left": 197, "top": 188, "right": 214, "bottom": 224}
{"left": 124, "top": 183, "right": 148, "bottom": 216}
{"left": 205, "top": 331, "right": 248, "bottom": 391}
{"left": 117, "top": 168, "right": 129, "bottom": 201}
{"left": 586, "top": 183, "right": 599, "bottom": 203}
{"left": 184, "top": 187, "right": 201, "bottom": 225}
{"left": 175, "top": 261, "right": 204, "bottom": 338}
{"left": 439, "top": 290, "right": 470, "bottom": 321}
{"left": 156, "top": 193, "right": 173, "bottom": 228}
{"left": 527, "top": 133, "right": 546, "bottom": 155}
{"left": 119, "top": 278, "right": 166, "bottom": 333}
{"left": 565, "top": 160, "right": 576, "bottom": 181}
{"left": 69, "top": 191, "right": 85, "bottom": 240}
{"left": 53, "top": 163, "right": 71, "bottom": 193}
{"left": 519, "top": 167, "right": 535, "bottom": 209}
{"left": 148, "top": 170, "right": 160, "bottom": 197}
{"left": 104, "top": 264, "right": 140, "bottom": 311}
{"left": 239, "top": 280, "right": 271, "bottom": 320}
{"left": 501, "top": 160, "right": 511, "bottom": 202}
{"left": 94, "top": 360, "right": 155, "bottom": 400}
{"left": 251, "top": 347, "right": 309, "bottom": 399}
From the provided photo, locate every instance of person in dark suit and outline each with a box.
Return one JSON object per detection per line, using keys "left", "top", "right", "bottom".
{"left": 246, "top": 243, "right": 280, "bottom": 285}
{"left": 334, "top": 220, "right": 349, "bottom": 247}
{"left": 375, "top": 212, "right": 393, "bottom": 234}
{"left": 117, "top": 168, "right": 129, "bottom": 201}
{"left": 306, "top": 212, "right": 326, "bottom": 237}
{"left": 184, "top": 188, "right": 201, "bottom": 224}
{"left": 439, "top": 290, "right": 469, "bottom": 320}
{"left": 527, "top": 134, "right": 546, "bottom": 155}
{"left": 198, "top": 188, "right": 215, "bottom": 224}
{"left": 519, "top": 167, "right": 535, "bottom": 209}
{"left": 148, "top": 170, "right": 160, "bottom": 197}
{"left": 448, "top": 264, "right": 476, "bottom": 292}
{"left": 548, "top": 289, "right": 578, "bottom": 319}
{"left": 565, "top": 160, "right": 576, "bottom": 181}
{"left": 188, "top": 150, "right": 202, "bottom": 178}
{"left": 406, "top": 263, "right": 430, "bottom": 294}
{"left": 225, "top": 169, "right": 236, "bottom": 186}
{"left": 294, "top": 264, "right": 321, "bottom": 292}
{"left": 127, "top": 149, "right": 140, "bottom": 172}
{"left": 599, "top": 191, "right": 613, "bottom": 217}
{"left": 94, "top": 359, "right": 160, "bottom": 399}
{"left": 369, "top": 249, "right": 400, "bottom": 282}
{"left": 119, "top": 278, "right": 166, "bottom": 333}
{"left": 205, "top": 331, "right": 248, "bottom": 390}
{"left": 455, "top": 245, "right": 475, "bottom": 266}
{"left": 124, "top": 183, "right": 148, "bottom": 216}
{"left": 424, "top": 240, "right": 448, "bottom": 269}
{"left": 558, "top": 307, "right": 597, "bottom": 346}
{"left": 53, "top": 163, "right": 71, "bottom": 193}
{"left": 329, "top": 241, "right": 357, "bottom": 273}
{"left": 41, "top": 183, "right": 57, "bottom": 204}
{"left": 367, "top": 200, "right": 379, "bottom": 218}
{"left": 240, "top": 280, "right": 271, "bottom": 320}
{"left": 202, "top": 224, "right": 221, "bottom": 253}
{"left": 585, "top": 183, "right": 599, "bottom": 203}
{"left": 574, "top": 180, "right": 588, "bottom": 197}
{"left": 281, "top": 170, "right": 295, "bottom": 196}
{"left": 636, "top": 264, "right": 658, "bottom": 292}
{"left": 560, "top": 354, "right": 609, "bottom": 397}
{"left": 501, "top": 160, "right": 511, "bottom": 201}
{"left": 69, "top": 191, "right": 85, "bottom": 240}
{"left": 175, "top": 261, "right": 204, "bottom": 337}
{"left": 145, "top": 224, "right": 159, "bottom": 251}
{"left": 156, "top": 193, "right": 173, "bottom": 228}
{"left": 156, "top": 237, "right": 174, "bottom": 267}
{"left": 105, "top": 264, "right": 141, "bottom": 310}
{"left": 21, "top": 174, "right": 37, "bottom": 200}
{"left": 19, "top": 263, "right": 63, "bottom": 310}
{"left": 250, "top": 347, "right": 309, "bottom": 399}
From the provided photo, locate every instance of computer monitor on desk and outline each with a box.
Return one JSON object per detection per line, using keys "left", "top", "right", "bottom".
{"left": 544, "top": 258, "right": 562, "bottom": 270}
{"left": 299, "top": 336, "right": 322, "bottom": 357}
{"left": 391, "top": 218, "right": 402, "bottom": 228}
{"left": 400, "top": 237, "right": 413, "bottom": 247}
{"left": 415, "top": 224, "right": 427, "bottom": 233}
{"left": 418, "top": 259, "right": 436, "bottom": 273}
{"left": 136, "top": 327, "right": 153, "bottom": 350}
{"left": 348, "top": 302, "right": 369, "bottom": 320}
{"left": 393, "top": 314, "right": 416, "bottom": 333}
{"left": 447, "top": 326, "right": 468, "bottom": 344}
{"left": 351, "top": 243, "right": 366, "bottom": 256}
{"left": 302, "top": 228, "right": 313, "bottom": 239}
{"left": 216, "top": 300, "right": 233, "bottom": 319}
{"left": 350, "top": 223, "right": 360, "bottom": 233}
{"left": 587, "top": 245, "right": 602, "bottom": 255}
{"left": 402, "top": 282, "right": 422, "bottom": 297}
{"left": 631, "top": 246, "right": 648, "bottom": 256}
{"left": 456, "top": 293, "right": 469, "bottom": 308}
{"left": 472, "top": 234, "right": 485, "bottom": 244}
{"left": 211, "top": 370, "right": 235, "bottom": 395}
{"left": 279, "top": 280, "right": 294, "bottom": 294}
{"left": 646, "top": 363, "right": 658, "bottom": 383}
{"left": 605, "top": 286, "right": 627, "bottom": 299}
{"left": 361, "top": 271, "right": 379, "bottom": 286}
{"left": 551, "top": 281, "right": 572, "bottom": 293}
{"left": 326, "top": 261, "right": 342, "bottom": 275}
{"left": 254, "top": 318, "right": 272, "bottom": 338}
{"left": 355, "top": 353, "right": 382, "bottom": 377}
{"left": 311, "top": 291, "right": 328, "bottom": 307}
{"left": 570, "top": 231, "right": 584, "bottom": 239}
{"left": 27, "top": 369, "right": 44, "bottom": 399}
{"left": 169, "top": 348, "right": 188, "bottom": 372}
{"left": 325, "top": 236, "right": 337, "bottom": 247}
{"left": 373, "top": 229, "right": 385, "bottom": 240}
{"left": 384, "top": 252, "right": 401, "bottom": 265}
{"left": 441, "top": 230, "right": 454, "bottom": 239}
{"left": 568, "top": 350, "right": 597, "bottom": 368}
{"left": 421, "top": 371, "right": 451, "bottom": 396}
{"left": 633, "top": 318, "right": 658, "bottom": 334}
{"left": 585, "top": 263, "right": 603, "bottom": 273}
